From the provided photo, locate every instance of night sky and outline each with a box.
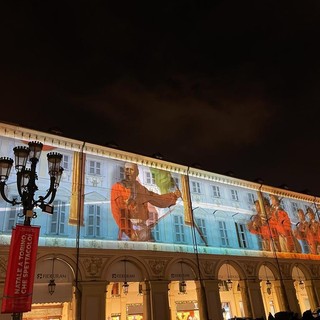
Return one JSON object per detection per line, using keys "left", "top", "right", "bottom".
{"left": 1, "top": 1, "right": 320, "bottom": 196}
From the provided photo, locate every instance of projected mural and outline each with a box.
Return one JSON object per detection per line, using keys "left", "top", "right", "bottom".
{"left": 110, "top": 162, "right": 181, "bottom": 241}
{"left": 246, "top": 194, "right": 318, "bottom": 254}
{"left": 0, "top": 134, "right": 319, "bottom": 258}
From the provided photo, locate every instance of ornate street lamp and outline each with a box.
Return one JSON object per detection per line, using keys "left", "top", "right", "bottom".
{"left": 179, "top": 280, "right": 187, "bottom": 294}
{"left": 122, "top": 259, "right": 129, "bottom": 295}
{"left": 0, "top": 141, "right": 63, "bottom": 319}
{"left": 48, "top": 258, "right": 57, "bottom": 295}
{"left": 264, "top": 265, "right": 272, "bottom": 295}
{"left": 0, "top": 141, "right": 64, "bottom": 226}
{"left": 226, "top": 263, "right": 233, "bottom": 291}
{"left": 266, "top": 280, "right": 272, "bottom": 295}
{"left": 178, "top": 261, "right": 187, "bottom": 294}
{"left": 296, "top": 266, "right": 305, "bottom": 290}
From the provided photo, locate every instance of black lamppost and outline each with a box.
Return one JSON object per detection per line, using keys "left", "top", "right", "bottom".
{"left": 0, "top": 141, "right": 63, "bottom": 320}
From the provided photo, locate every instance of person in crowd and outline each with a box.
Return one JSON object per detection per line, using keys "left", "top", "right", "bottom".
{"left": 302, "top": 309, "right": 314, "bottom": 320}
{"left": 111, "top": 162, "right": 181, "bottom": 241}
{"left": 268, "top": 313, "right": 275, "bottom": 320}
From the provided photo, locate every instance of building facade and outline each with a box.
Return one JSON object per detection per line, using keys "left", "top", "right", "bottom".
{"left": 0, "top": 122, "right": 320, "bottom": 320}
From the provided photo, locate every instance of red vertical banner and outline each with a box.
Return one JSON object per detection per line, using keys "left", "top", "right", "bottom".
{"left": 1, "top": 224, "right": 40, "bottom": 313}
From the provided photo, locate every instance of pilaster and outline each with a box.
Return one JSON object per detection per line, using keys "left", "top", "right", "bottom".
{"left": 142, "top": 281, "right": 152, "bottom": 320}
{"left": 281, "top": 279, "right": 300, "bottom": 315}
{"left": 79, "top": 281, "right": 108, "bottom": 320}
{"left": 148, "top": 280, "right": 170, "bottom": 320}
{"left": 310, "top": 279, "right": 320, "bottom": 308}
{"left": 244, "top": 278, "right": 265, "bottom": 319}
{"left": 198, "top": 279, "right": 223, "bottom": 320}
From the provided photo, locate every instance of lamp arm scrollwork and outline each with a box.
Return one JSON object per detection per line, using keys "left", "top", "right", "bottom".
{"left": 0, "top": 182, "right": 22, "bottom": 205}
{"left": 16, "top": 171, "right": 24, "bottom": 199}
{"left": 36, "top": 177, "right": 56, "bottom": 205}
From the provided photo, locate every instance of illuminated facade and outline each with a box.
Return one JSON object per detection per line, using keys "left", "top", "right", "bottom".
{"left": 0, "top": 122, "right": 320, "bottom": 320}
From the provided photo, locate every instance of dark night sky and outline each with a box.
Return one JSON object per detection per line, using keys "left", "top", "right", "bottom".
{"left": 1, "top": 1, "right": 320, "bottom": 195}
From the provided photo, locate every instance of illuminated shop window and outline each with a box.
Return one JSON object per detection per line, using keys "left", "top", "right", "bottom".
{"left": 212, "top": 185, "right": 221, "bottom": 198}
{"left": 174, "top": 215, "right": 185, "bottom": 243}
{"left": 235, "top": 222, "right": 248, "bottom": 248}
{"left": 87, "top": 204, "right": 101, "bottom": 237}
{"left": 191, "top": 181, "right": 201, "bottom": 194}
{"left": 50, "top": 200, "right": 67, "bottom": 235}
{"left": 222, "top": 302, "right": 232, "bottom": 320}
{"left": 230, "top": 189, "right": 239, "bottom": 201}
{"left": 111, "top": 283, "right": 120, "bottom": 297}
{"left": 195, "top": 218, "right": 207, "bottom": 244}
{"left": 218, "top": 221, "right": 229, "bottom": 246}
{"left": 89, "top": 160, "right": 101, "bottom": 175}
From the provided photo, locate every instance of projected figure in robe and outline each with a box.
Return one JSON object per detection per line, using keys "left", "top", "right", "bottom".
{"left": 111, "top": 162, "right": 181, "bottom": 241}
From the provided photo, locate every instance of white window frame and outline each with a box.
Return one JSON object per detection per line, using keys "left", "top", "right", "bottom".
{"left": 212, "top": 185, "right": 221, "bottom": 198}
{"left": 5, "top": 202, "right": 24, "bottom": 231}
{"left": 173, "top": 215, "right": 185, "bottom": 243}
{"left": 87, "top": 204, "right": 101, "bottom": 237}
{"left": 235, "top": 222, "right": 248, "bottom": 248}
{"left": 145, "top": 172, "right": 155, "bottom": 185}
{"left": 247, "top": 193, "right": 255, "bottom": 204}
{"left": 152, "top": 223, "right": 160, "bottom": 241}
{"left": 191, "top": 181, "right": 201, "bottom": 194}
{"left": 195, "top": 217, "right": 207, "bottom": 243}
{"left": 50, "top": 200, "right": 67, "bottom": 235}
{"left": 89, "top": 160, "right": 101, "bottom": 175}
{"left": 218, "top": 221, "right": 229, "bottom": 246}
{"left": 62, "top": 154, "right": 70, "bottom": 171}
{"left": 231, "top": 189, "right": 239, "bottom": 201}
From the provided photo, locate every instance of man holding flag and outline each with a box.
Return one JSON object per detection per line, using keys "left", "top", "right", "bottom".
{"left": 111, "top": 163, "right": 181, "bottom": 241}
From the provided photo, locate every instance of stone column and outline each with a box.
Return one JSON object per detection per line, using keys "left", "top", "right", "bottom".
{"left": 196, "top": 279, "right": 223, "bottom": 320}
{"left": 244, "top": 277, "right": 265, "bottom": 319}
{"left": 168, "top": 282, "right": 177, "bottom": 320}
{"left": 79, "top": 281, "right": 108, "bottom": 320}
{"left": 148, "top": 280, "right": 170, "bottom": 320}
{"left": 281, "top": 279, "right": 300, "bottom": 315}
{"left": 273, "top": 280, "right": 289, "bottom": 312}
{"left": 305, "top": 280, "right": 318, "bottom": 313}
{"left": 311, "top": 279, "right": 320, "bottom": 308}
{"left": 142, "top": 281, "right": 152, "bottom": 320}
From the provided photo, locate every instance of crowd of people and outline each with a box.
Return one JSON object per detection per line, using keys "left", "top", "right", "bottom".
{"left": 247, "top": 195, "right": 320, "bottom": 254}
{"left": 229, "top": 310, "right": 319, "bottom": 320}
{"left": 267, "top": 309, "right": 320, "bottom": 320}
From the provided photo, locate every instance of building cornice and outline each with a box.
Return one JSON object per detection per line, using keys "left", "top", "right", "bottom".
{"left": 0, "top": 121, "right": 318, "bottom": 204}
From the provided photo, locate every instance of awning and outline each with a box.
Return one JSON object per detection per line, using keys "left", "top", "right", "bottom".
{"left": 176, "top": 302, "right": 198, "bottom": 311}
{"left": 127, "top": 304, "right": 143, "bottom": 315}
